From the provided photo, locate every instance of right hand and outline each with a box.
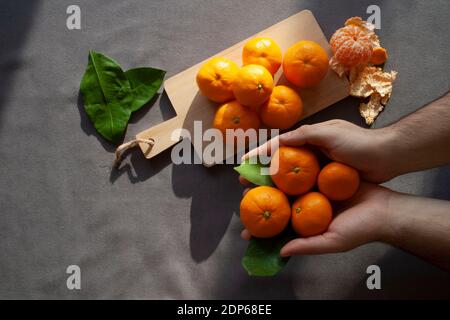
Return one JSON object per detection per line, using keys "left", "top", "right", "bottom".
{"left": 243, "top": 119, "right": 395, "bottom": 184}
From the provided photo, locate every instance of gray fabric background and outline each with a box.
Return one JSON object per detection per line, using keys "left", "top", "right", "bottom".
{"left": 1, "top": 0, "right": 449, "bottom": 299}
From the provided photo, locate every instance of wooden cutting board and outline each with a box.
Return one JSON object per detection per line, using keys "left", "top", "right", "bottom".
{"left": 136, "top": 10, "right": 349, "bottom": 166}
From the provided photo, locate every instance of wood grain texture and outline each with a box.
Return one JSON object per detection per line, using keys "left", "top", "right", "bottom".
{"left": 136, "top": 10, "right": 349, "bottom": 165}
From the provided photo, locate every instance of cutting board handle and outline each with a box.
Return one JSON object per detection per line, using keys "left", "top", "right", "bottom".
{"left": 135, "top": 115, "right": 184, "bottom": 159}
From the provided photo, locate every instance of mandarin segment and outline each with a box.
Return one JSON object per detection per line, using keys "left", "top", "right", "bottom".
{"left": 370, "top": 47, "right": 388, "bottom": 65}
{"left": 240, "top": 186, "right": 291, "bottom": 238}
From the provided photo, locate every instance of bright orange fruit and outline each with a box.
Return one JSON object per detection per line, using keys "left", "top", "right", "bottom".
{"left": 242, "top": 37, "right": 283, "bottom": 75}
{"left": 196, "top": 57, "right": 239, "bottom": 103}
{"left": 270, "top": 146, "right": 320, "bottom": 195}
{"left": 260, "top": 85, "right": 303, "bottom": 130}
{"left": 232, "top": 64, "right": 274, "bottom": 108}
{"left": 240, "top": 186, "right": 291, "bottom": 238}
{"left": 330, "top": 25, "right": 373, "bottom": 67}
{"left": 370, "top": 47, "right": 388, "bottom": 65}
{"left": 317, "top": 162, "right": 360, "bottom": 201}
{"left": 291, "top": 192, "right": 333, "bottom": 237}
{"left": 213, "top": 100, "right": 260, "bottom": 144}
{"left": 283, "top": 40, "right": 329, "bottom": 88}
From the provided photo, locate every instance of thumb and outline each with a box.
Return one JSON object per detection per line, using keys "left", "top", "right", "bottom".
{"left": 279, "top": 123, "right": 334, "bottom": 148}
{"left": 280, "top": 233, "right": 349, "bottom": 256}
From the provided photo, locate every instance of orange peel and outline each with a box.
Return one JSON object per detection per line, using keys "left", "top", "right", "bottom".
{"left": 329, "top": 17, "right": 397, "bottom": 125}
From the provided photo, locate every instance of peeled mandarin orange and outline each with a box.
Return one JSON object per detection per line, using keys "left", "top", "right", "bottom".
{"left": 196, "top": 57, "right": 239, "bottom": 103}
{"left": 330, "top": 25, "right": 373, "bottom": 67}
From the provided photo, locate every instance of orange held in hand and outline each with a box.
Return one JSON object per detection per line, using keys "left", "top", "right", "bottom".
{"left": 196, "top": 57, "right": 239, "bottom": 103}
{"left": 318, "top": 162, "right": 360, "bottom": 201}
{"left": 233, "top": 64, "right": 274, "bottom": 108}
{"left": 260, "top": 85, "right": 303, "bottom": 130}
{"left": 291, "top": 192, "right": 333, "bottom": 237}
{"left": 283, "top": 40, "right": 329, "bottom": 88}
{"left": 242, "top": 37, "right": 283, "bottom": 75}
{"left": 213, "top": 100, "right": 260, "bottom": 143}
{"left": 270, "top": 146, "right": 320, "bottom": 195}
{"left": 240, "top": 186, "right": 291, "bottom": 238}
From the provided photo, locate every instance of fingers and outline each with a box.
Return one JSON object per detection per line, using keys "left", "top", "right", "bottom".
{"left": 239, "top": 175, "right": 251, "bottom": 186}
{"left": 239, "top": 176, "right": 252, "bottom": 196}
{"left": 241, "top": 125, "right": 309, "bottom": 161}
{"left": 242, "top": 136, "right": 280, "bottom": 161}
{"left": 242, "top": 123, "right": 336, "bottom": 161}
{"left": 280, "top": 233, "right": 349, "bottom": 256}
{"left": 280, "top": 123, "right": 334, "bottom": 147}
{"left": 278, "top": 125, "right": 310, "bottom": 146}
{"left": 241, "top": 231, "right": 350, "bottom": 253}
{"left": 241, "top": 229, "right": 251, "bottom": 241}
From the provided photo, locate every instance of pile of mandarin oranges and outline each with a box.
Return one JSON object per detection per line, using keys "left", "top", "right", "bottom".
{"left": 241, "top": 148, "right": 360, "bottom": 239}
{"left": 196, "top": 37, "right": 329, "bottom": 135}
{"left": 196, "top": 37, "right": 361, "bottom": 239}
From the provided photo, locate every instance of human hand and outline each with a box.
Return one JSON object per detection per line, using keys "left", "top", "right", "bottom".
{"left": 240, "top": 182, "right": 395, "bottom": 256}
{"left": 244, "top": 119, "right": 395, "bottom": 184}
{"left": 238, "top": 120, "right": 396, "bottom": 255}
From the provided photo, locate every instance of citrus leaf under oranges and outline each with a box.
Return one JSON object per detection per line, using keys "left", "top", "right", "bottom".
{"left": 234, "top": 158, "right": 273, "bottom": 186}
{"left": 242, "top": 229, "right": 296, "bottom": 276}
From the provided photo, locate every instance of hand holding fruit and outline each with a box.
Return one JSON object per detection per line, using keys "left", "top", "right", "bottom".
{"left": 240, "top": 92, "right": 450, "bottom": 273}
{"left": 239, "top": 156, "right": 394, "bottom": 257}
{"left": 195, "top": 35, "right": 400, "bottom": 263}
{"left": 279, "top": 183, "right": 393, "bottom": 256}
{"left": 240, "top": 182, "right": 394, "bottom": 256}
{"left": 238, "top": 120, "right": 400, "bottom": 257}
{"left": 244, "top": 119, "right": 396, "bottom": 184}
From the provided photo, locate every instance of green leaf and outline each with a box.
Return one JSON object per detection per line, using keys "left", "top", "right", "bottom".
{"left": 80, "top": 51, "right": 133, "bottom": 143}
{"left": 125, "top": 67, "right": 166, "bottom": 113}
{"left": 234, "top": 158, "right": 273, "bottom": 186}
{"left": 242, "top": 229, "right": 296, "bottom": 277}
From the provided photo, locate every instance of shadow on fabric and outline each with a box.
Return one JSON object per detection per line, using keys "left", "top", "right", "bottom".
{"left": 77, "top": 89, "right": 174, "bottom": 184}
{"left": 171, "top": 153, "right": 241, "bottom": 262}
{"left": 431, "top": 165, "right": 450, "bottom": 201}
{"left": 0, "top": 0, "right": 41, "bottom": 129}
{"left": 346, "top": 246, "right": 450, "bottom": 299}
